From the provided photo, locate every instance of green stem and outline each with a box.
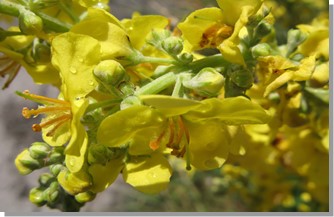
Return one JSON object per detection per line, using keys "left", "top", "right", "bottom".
{"left": 58, "top": 1, "right": 80, "bottom": 23}
{"left": 137, "top": 56, "right": 177, "bottom": 65}
{"left": 188, "top": 54, "right": 230, "bottom": 73}
{"left": 135, "top": 72, "right": 176, "bottom": 95}
{"left": 85, "top": 98, "right": 122, "bottom": 113}
{"left": 0, "top": 0, "right": 71, "bottom": 32}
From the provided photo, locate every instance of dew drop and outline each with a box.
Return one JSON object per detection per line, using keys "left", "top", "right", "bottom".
{"left": 148, "top": 172, "right": 157, "bottom": 179}
{"left": 69, "top": 66, "right": 77, "bottom": 74}
{"left": 204, "top": 159, "right": 217, "bottom": 169}
{"left": 89, "top": 80, "right": 94, "bottom": 86}
{"left": 78, "top": 58, "right": 84, "bottom": 63}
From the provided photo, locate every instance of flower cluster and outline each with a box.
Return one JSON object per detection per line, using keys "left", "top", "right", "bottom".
{"left": 0, "top": 0, "right": 329, "bottom": 212}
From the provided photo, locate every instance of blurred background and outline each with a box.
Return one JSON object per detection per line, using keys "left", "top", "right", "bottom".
{"left": 0, "top": 0, "right": 329, "bottom": 213}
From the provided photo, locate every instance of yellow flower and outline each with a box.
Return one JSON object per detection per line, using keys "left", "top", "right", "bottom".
{"left": 177, "top": 0, "right": 263, "bottom": 65}
{"left": 256, "top": 55, "right": 316, "bottom": 96}
{"left": 0, "top": 27, "right": 60, "bottom": 88}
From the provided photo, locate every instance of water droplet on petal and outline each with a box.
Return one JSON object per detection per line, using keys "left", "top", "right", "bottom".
{"left": 70, "top": 67, "right": 77, "bottom": 74}
{"left": 78, "top": 58, "right": 84, "bottom": 63}
{"left": 89, "top": 80, "right": 94, "bottom": 86}
{"left": 148, "top": 172, "right": 157, "bottom": 179}
{"left": 204, "top": 159, "right": 217, "bottom": 169}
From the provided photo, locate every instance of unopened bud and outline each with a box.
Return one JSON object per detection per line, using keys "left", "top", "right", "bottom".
{"left": 48, "top": 147, "right": 65, "bottom": 164}
{"left": 32, "top": 41, "right": 51, "bottom": 63}
{"left": 183, "top": 67, "right": 224, "bottom": 97}
{"left": 15, "top": 149, "right": 42, "bottom": 175}
{"left": 251, "top": 43, "right": 271, "bottom": 58}
{"left": 75, "top": 191, "right": 96, "bottom": 203}
{"left": 230, "top": 69, "right": 253, "bottom": 88}
{"left": 49, "top": 164, "right": 64, "bottom": 176}
{"left": 254, "top": 21, "right": 272, "bottom": 39}
{"left": 88, "top": 145, "right": 110, "bottom": 165}
{"left": 162, "top": 36, "right": 183, "bottom": 55}
{"left": 19, "top": 10, "right": 43, "bottom": 35}
{"left": 93, "top": 60, "right": 129, "bottom": 87}
{"left": 177, "top": 53, "right": 193, "bottom": 64}
{"left": 287, "top": 29, "right": 307, "bottom": 47}
{"left": 43, "top": 182, "right": 60, "bottom": 203}
{"left": 39, "top": 173, "right": 55, "bottom": 186}
{"left": 29, "top": 142, "right": 51, "bottom": 159}
{"left": 29, "top": 187, "right": 46, "bottom": 206}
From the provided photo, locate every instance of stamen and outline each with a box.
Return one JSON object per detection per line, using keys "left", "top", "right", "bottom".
{"left": 166, "top": 118, "right": 175, "bottom": 148}
{"left": 149, "top": 130, "right": 166, "bottom": 151}
{"left": 20, "top": 90, "right": 70, "bottom": 106}
{"left": 22, "top": 106, "right": 71, "bottom": 119}
{"left": 45, "top": 116, "right": 71, "bottom": 137}
{"left": 38, "top": 114, "right": 72, "bottom": 129}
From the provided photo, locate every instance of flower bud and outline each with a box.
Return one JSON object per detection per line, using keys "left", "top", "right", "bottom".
{"left": 29, "top": 187, "right": 46, "bottom": 206}
{"left": 48, "top": 147, "right": 65, "bottom": 164}
{"left": 32, "top": 41, "right": 51, "bottom": 63}
{"left": 162, "top": 36, "right": 183, "bottom": 55}
{"left": 49, "top": 164, "right": 64, "bottom": 176}
{"left": 230, "top": 69, "right": 253, "bottom": 88}
{"left": 75, "top": 191, "right": 96, "bottom": 203}
{"left": 19, "top": 10, "right": 43, "bottom": 35}
{"left": 254, "top": 21, "right": 272, "bottom": 39}
{"left": 93, "top": 60, "right": 129, "bottom": 90}
{"left": 120, "top": 95, "right": 141, "bottom": 110}
{"left": 287, "top": 29, "right": 307, "bottom": 48}
{"left": 29, "top": 142, "right": 51, "bottom": 159}
{"left": 39, "top": 173, "right": 55, "bottom": 186}
{"left": 251, "top": 43, "right": 271, "bottom": 58}
{"left": 15, "top": 149, "right": 42, "bottom": 175}
{"left": 183, "top": 67, "right": 224, "bottom": 97}
{"left": 88, "top": 144, "right": 110, "bottom": 165}
{"left": 177, "top": 53, "right": 193, "bottom": 64}
{"left": 43, "top": 182, "right": 60, "bottom": 203}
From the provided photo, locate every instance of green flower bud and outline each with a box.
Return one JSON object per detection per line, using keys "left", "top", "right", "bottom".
{"left": 19, "top": 10, "right": 43, "bottom": 35}
{"left": 177, "top": 53, "right": 193, "bottom": 64}
{"left": 88, "top": 144, "right": 110, "bottom": 165}
{"left": 15, "top": 149, "right": 42, "bottom": 175}
{"left": 29, "top": 187, "right": 46, "bottom": 206}
{"left": 230, "top": 69, "right": 253, "bottom": 88}
{"left": 120, "top": 95, "right": 141, "bottom": 110}
{"left": 251, "top": 43, "right": 271, "bottom": 58}
{"left": 31, "top": 41, "right": 51, "bottom": 63}
{"left": 39, "top": 173, "right": 55, "bottom": 187}
{"left": 43, "top": 182, "right": 60, "bottom": 203}
{"left": 49, "top": 164, "right": 64, "bottom": 176}
{"left": 94, "top": 60, "right": 129, "bottom": 87}
{"left": 183, "top": 67, "right": 224, "bottom": 97}
{"left": 162, "top": 36, "right": 183, "bottom": 55}
{"left": 147, "top": 29, "right": 171, "bottom": 48}
{"left": 254, "top": 21, "right": 272, "bottom": 39}
{"left": 28, "top": 142, "right": 51, "bottom": 159}
{"left": 48, "top": 147, "right": 65, "bottom": 164}
{"left": 75, "top": 191, "right": 96, "bottom": 203}
{"left": 287, "top": 29, "right": 307, "bottom": 48}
